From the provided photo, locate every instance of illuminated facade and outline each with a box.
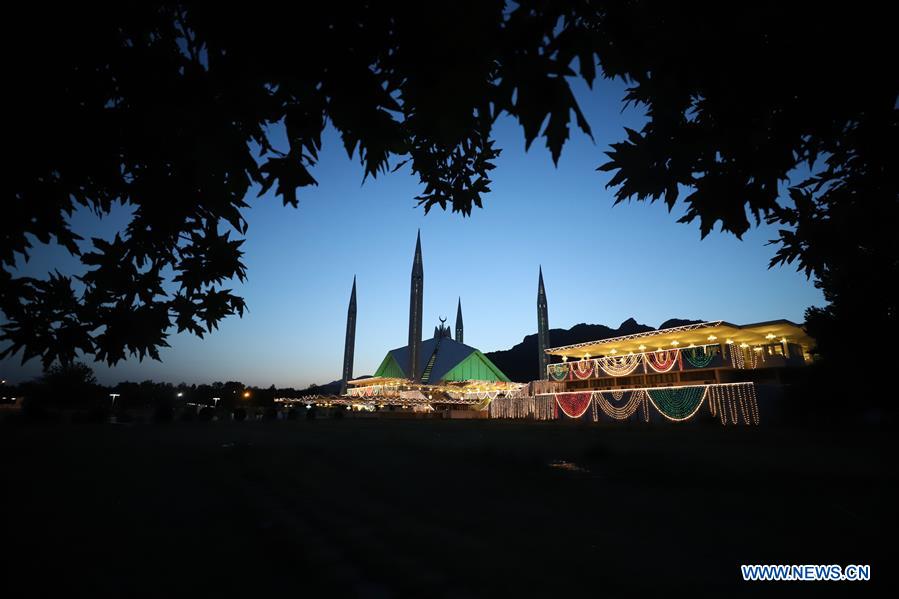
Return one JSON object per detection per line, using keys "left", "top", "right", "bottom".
{"left": 335, "top": 231, "right": 813, "bottom": 423}
{"left": 490, "top": 320, "right": 814, "bottom": 425}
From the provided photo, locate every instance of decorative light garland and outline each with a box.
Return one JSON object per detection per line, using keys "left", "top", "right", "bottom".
{"left": 747, "top": 346, "right": 765, "bottom": 369}
{"left": 682, "top": 346, "right": 715, "bottom": 369}
{"left": 729, "top": 344, "right": 746, "bottom": 369}
{"left": 548, "top": 342, "right": 766, "bottom": 380}
{"left": 346, "top": 384, "right": 401, "bottom": 398}
{"left": 707, "top": 383, "right": 759, "bottom": 425}
{"left": 490, "top": 382, "right": 759, "bottom": 426}
{"left": 570, "top": 359, "right": 595, "bottom": 380}
{"left": 593, "top": 389, "right": 648, "bottom": 421}
{"left": 548, "top": 363, "right": 570, "bottom": 381}
{"left": 646, "top": 386, "right": 706, "bottom": 421}
{"left": 645, "top": 348, "right": 680, "bottom": 373}
{"left": 489, "top": 395, "right": 554, "bottom": 420}
{"left": 554, "top": 392, "right": 593, "bottom": 418}
{"left": 597, "top": 353, "right": 642, "bottom": 377}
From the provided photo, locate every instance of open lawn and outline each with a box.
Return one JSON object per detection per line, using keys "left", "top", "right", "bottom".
{"left": 1, "top": 419, "right": 893, "bottom": 597}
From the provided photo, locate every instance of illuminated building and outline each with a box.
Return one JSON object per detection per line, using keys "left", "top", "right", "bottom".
{"left": 489, "top": 319, "right": 814, "bottom": 424}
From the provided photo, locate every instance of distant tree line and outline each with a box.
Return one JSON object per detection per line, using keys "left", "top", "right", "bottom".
{"left": 1, "top": 361, "right": 328, "bottom": 420}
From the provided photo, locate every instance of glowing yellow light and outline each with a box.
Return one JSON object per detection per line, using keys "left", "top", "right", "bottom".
{"left": 739, "top": 342, "right": 749, "bottom": 349}
{"left": 765, "top": 333, "right": 776, "bottom": 340}
{"left": 725, "top": 339, "right": 734, "bottom": 344}
{"left": 610, "top": 349, "right": 618, "bottom": 354}
{"left": 708, "top": 335, "right": 717, "bottom": 342}
{"left": 638, "top": 344, "right": 646, "bottom": 351}
{"left": 671, "top": 340, "right": 680, "bottom": 346}
{"left": 243, "top": 391, "right": 250, "bottom": 398}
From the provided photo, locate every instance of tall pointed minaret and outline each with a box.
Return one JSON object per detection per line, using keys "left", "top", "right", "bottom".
{"left": 408, "top": 231, "right": 424, "bottom": 382}
{"left": 339, "top": 276, "right": 357, "bottom": 395}
{"left": 537, "top": 266, "right": 550, "bottom": 380}
{"left": 455, "top": 297, "right": 464, "bottom": 344}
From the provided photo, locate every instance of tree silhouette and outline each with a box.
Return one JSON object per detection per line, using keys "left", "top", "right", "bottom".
{"left": 2, "top": 2, "right": 894, "bottom": 367}
{"left": 33, "top": 361, "right": 102, "bottom": 410}
{"left": 42, "top": 361, "right": 98, "bottom": 389}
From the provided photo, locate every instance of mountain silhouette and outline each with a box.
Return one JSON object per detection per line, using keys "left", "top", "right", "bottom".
{"left": 484, "top": 318, "right": 703, "bottom": 383}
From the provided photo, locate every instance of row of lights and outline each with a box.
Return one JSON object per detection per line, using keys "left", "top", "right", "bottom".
{"left": 107, "top": 392, "right": 226, "bottom": 408}
{"left": 561, "top": 334, "right": 790, "bottom": 360}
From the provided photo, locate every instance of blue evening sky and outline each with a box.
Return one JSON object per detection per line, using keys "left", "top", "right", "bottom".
{"left": 2, "top": 77, "right": 824, "bottom": 386}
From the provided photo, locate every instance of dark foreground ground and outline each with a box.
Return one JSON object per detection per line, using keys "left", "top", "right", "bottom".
{"left": 1, "top": 419, "right": 894, "bottom": 597}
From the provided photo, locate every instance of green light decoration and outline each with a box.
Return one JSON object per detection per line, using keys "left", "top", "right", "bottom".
{"left": 683, "top": 347, "right": 715, "bottom": 368}
{"left": 646, "top": 386, "right": 706, "bottom": 421}
{"left": 548, "top": 363, "right": 570, "bottom": 381}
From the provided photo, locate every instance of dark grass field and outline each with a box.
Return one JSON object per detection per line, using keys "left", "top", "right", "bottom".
{"left": 1, "top": 418, "right": 894, "bottom": 597}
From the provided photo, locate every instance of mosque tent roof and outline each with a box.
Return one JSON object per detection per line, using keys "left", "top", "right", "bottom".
{"left": 373, "top": 337, "right": 510, "bottom": 383}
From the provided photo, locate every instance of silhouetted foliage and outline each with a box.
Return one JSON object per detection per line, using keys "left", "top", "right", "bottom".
{"left": 42, "top": 361, "right": 98, "bottom": 390}
{"left": 21, "top": 361, "right": 105, "bottom": 414}
{"left": 2, "top": 2, "right": 894, "bottom": 369}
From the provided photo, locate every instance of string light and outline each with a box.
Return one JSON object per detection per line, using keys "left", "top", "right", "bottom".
{"left": 645, "top": 348, "right": 679, "bottom": 373}
{"left": 646, "top": 386, "right": 706, "bottom": 421}
{"left": 486, "top": 383, "right": 759, "bottom": 425}
{"left": 707, "top": 383, "right": 759, "bottom": 425}
{"left": 542, "top": 382, "right": 759, "bottom": 425}
{"left": 683, "top": 346, "right": 715, "bottom": 368}
{"left": 551, "top": 342, "right": 723, "bottom": 379}
{"left": 597, "top": 354, "right": 642, "bottom": 377}
{"left": 729, "top": 343, "right": 746, "bottom": 369}
{"left": 489, "top": 395, "right": 554, "bottom": 420}
{"left": 549, "top": 363, "right": 570, "bottom": 381}
{"left": 554, "top": 393, "right": 593, "bottom": 418}
{"left": 571, "top": 359, "right": 595, "bottom": 380}
{"left": 593, "top": 389, "right": 646, "bottom": 420}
